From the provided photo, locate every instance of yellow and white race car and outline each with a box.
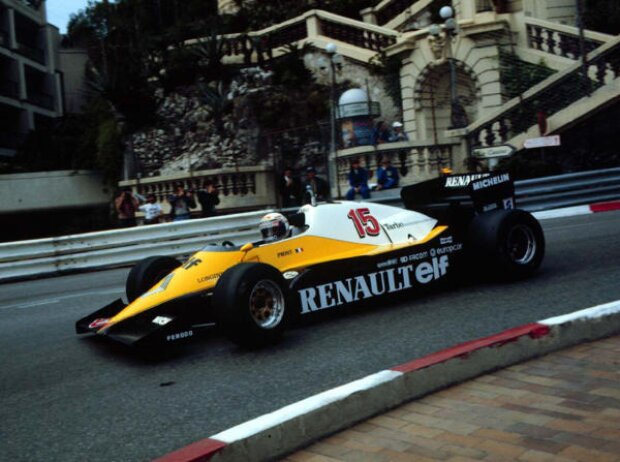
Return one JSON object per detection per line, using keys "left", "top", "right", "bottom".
{"left": 76, "top": 172, "right": 544, "bottom": 348}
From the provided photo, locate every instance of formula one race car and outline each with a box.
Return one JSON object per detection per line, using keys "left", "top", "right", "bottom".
{"left": 76, "top": 172, "right": 544, "bottom": 349}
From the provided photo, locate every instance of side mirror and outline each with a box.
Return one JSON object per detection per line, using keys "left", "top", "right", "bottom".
{"left": 240, "top": 243, "right": 254, "bottom": 253}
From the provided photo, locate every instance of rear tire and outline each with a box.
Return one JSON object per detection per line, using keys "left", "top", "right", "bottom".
{"left": 126, "top": 256, "right": 180, "bottom": 302}
{"left": 213, "top": 263, "right": 292, "bottom": 348}
{"left": 468, "top": 209, "right": 545, "bottom": 279}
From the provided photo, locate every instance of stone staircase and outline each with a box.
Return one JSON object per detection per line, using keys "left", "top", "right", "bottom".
{"left": 465, "top": 29, "right": 620, "bottom": 151}
{"left": 175, "top": 1, "right": 620, "bottom": 185}
{"left": 520, "top": 17, "right": 613, "bottom": 70}
{"left": 186, "top": 9, "right": 398, "bottom": 65}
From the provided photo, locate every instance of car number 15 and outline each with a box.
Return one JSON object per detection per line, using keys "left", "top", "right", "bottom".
{"left": 347, "top": 208, "right": 380, "bottom": 238}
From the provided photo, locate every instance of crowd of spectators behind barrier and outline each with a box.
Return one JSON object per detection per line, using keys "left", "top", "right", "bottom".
{"left": 113, "top": 180, "right": 221, "bottom": 227}
{"left": 114, "top": 119, "right": 408, "bottom": 227}
{"left": 346, "top": 158, "right": 370, "bottom": 200}
{"left": 278, "top": 156, "right": 399, "bottom": 207}
{"left": 371, "top": 121, "right": 408, "bottom": 146}
{"left": 115, "top": 158, "right": 401, "bottom": 227}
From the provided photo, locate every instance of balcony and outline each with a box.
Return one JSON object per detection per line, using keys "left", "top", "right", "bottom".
{"left": 16, "top": 42, "right": 45, "bottom": 64}
{"left": 17, "top": 0, "right": 42, "bottom": 12}
{"left": 0, "top": 80, "right": 19, "bottom": 99}
{"left": 26, "top": 90, "right": 54, "bottom": 110}
{"left": 0, "top": 29, "right": 9, "bottom": 48}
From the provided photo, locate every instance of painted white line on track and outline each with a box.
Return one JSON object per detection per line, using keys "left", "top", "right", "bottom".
{"left": 0, "top": 299, "right": 61, "bottom": 310}
{"left": 0, "top": 287, "right": 124, "bottom": 311}
{"left": 15, "top": 299, "right": 60, "bottom": 309}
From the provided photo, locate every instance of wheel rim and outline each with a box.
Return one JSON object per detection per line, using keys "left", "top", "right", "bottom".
{"left": 506, "top": 224, "right": 537, "bottom": 264}
{"left": 249, "top": 279, "right": 285, "bottom": 329}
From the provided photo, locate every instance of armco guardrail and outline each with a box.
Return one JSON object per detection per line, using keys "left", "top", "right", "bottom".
{"left": 0, "top": 168, "right": 619, "bottom": 282}
{"left": 514, "top": 167, "right": 620, "bottom": 211}
{"left": 398, "top": 167, "right": 620, "bottom": 212}
{"left": 0, "top": 210, "right": 267, "bottom": 263}
{"left": 0, "top": 210, "right": 269, "bottom": 282}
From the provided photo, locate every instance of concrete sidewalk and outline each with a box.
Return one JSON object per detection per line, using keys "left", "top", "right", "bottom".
{"left": 283, "top": 336, "right": 620, "bottom": 462}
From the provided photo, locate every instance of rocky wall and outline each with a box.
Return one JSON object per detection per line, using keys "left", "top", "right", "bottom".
{"left": 127, "top": 55, "right": 399, "bottom": 178}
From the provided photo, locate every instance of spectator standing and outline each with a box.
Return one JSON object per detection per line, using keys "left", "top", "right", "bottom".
{"left": 345, "top": 158, "right": 371, "bottom": 200}
{"left": 372, "top": 121, "right": 391, "bottom": 145}
{"left": 197, "top": 179, "right": 220, "bottom": 218}
{"left": 376, "top": 158, "right": 400, "bottom": 190}
{"left": 168, "top": 183, "right": 196, "bottom": 221}
{"left": 389, "top": 121, "right": 409, "bottom": 142}
{"left": 279, "top": 167, "right": 301, "bottom": 208}
{"left": 139, "top": 194, "right": 163, "bottom": 224}
{"left": 114, "top": 188, "right": 139, "bottom": 228}
{"left": 302, "top": 167, "right": 329, "bottom": 204}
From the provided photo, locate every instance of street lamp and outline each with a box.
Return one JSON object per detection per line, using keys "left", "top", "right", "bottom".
{"left": 429, "top": 6, "right": 468, "bottom": 129}
{"left": 326, "top": 42, "right": 343, "bottom": 198}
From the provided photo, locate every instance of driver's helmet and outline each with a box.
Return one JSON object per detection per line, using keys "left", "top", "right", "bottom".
{"left": 259, "top": 212, "right": 290, "bottom": 241}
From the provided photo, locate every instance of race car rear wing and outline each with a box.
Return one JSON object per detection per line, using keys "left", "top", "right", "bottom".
{"left": 401, "top": 172, "right": 515, "bottom": 223}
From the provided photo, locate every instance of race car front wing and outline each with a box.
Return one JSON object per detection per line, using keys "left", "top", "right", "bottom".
{"left": 75, "top": 294, "right": 210, "bottom": 347}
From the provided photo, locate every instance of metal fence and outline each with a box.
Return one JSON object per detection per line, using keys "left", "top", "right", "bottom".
{"left": 0, "top": 168, "right": 619, "bottom": 282}
{"left": 0, "top": 211, "right": 267, "bottom": 282}
{"left": 515, "top": 167, "right": 620, "bottom": 211}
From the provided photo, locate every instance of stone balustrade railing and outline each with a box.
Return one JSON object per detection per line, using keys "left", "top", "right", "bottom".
{"left": 119, "top": 166, "right": 276, "bottom": 218}
{"left": 525, "top": 17, "right": 613, "bottom": 61}
{"left": 373, "top": 0, "right": 439, "bottom": 28}
{"left": 318, "top": 16, "right": 396, "bottom": 51}
{"left": 465, "top": 34, "right": 620, "bottom": 149}
{"left": 186, "top": 10, "right": 397, "bottom": 65}
{"left": 367, "top": 0, "right": 497, "bottom": 29}
{"left": 218, "top": 20, "right": 308, "bottom": 63}
{"left": 117, "top": 142, "right": 456, "bottom": 217}
{"left": 335, "top": 140, "right": 455, "bottom": 192}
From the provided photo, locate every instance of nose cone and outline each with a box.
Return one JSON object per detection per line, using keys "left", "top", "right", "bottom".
{"left": 107, "top": 248, "right": 246, "bottom": 327}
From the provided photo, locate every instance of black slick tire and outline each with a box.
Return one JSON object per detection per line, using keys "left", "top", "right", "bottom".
{"left": 468, "top": 209, "right": 545, "bottom": 279}
{"left": 213, "top": 263, "right": 292, "bottom": 348}
{"left": 126, "top": 256, "right": 180, "bottom": 302}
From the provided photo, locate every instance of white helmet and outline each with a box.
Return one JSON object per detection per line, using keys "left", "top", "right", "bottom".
{"left": 259, "top": 213, "right": 290, "bottom": 241}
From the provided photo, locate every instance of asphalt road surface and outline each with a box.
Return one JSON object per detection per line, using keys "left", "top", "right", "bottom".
{"left": 1, "top": 211, "right": 620, "bottom": 462}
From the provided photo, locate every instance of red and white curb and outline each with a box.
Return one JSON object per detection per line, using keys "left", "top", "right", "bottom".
{"left": 532, "top": 199, "right": 620, "bottom": 220}
{"left": 154, "top": 299, "right": 620, "bottom": 462}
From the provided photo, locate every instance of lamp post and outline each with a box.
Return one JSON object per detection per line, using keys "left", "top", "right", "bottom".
{"left": 429, "top": 6, "right": 468, "bottom": 129}
{"left": 326, "top": 42, "right": 343, "bottom": 198}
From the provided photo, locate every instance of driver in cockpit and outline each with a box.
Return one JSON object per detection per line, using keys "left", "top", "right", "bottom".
{"left": 259, "top": 213, "right": 291, "bottom": 242}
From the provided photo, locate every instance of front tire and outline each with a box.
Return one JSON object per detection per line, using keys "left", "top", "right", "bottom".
{"left": 213, "top": 263, "right": 292, "bottom": 348}
{"left": 468, "top": 209, "right": 545, "bottom": 279}
{"left": 126, "top": 256, "right": 180, "bottom": 302}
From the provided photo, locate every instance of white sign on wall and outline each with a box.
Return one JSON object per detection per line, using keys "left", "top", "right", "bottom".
{"left": 472, "top": 145, "right": 516, "bottom": 159}
{"left": 524, "top": 135, "right": 561, "bottom": 149}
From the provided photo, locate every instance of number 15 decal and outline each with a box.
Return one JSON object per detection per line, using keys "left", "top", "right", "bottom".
{"left": 347, "top": 208, "right": 380, "bottom": 238}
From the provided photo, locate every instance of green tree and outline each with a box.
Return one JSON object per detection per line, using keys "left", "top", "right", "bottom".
{"left": 499, "top": 50, "right": 555, "bottom": 100}
{"left": 61, "top": 0, "right": 223, "bottom": 180}
{"left": 369, "top": 51, "right": 402, "bottom": 111}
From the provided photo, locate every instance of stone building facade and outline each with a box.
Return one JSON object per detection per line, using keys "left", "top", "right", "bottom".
{"left": 0, "top": 0, "right": 63, "bottom": 157}
{"left": 123, "top": 0, "right": 619, "bottom": 210}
